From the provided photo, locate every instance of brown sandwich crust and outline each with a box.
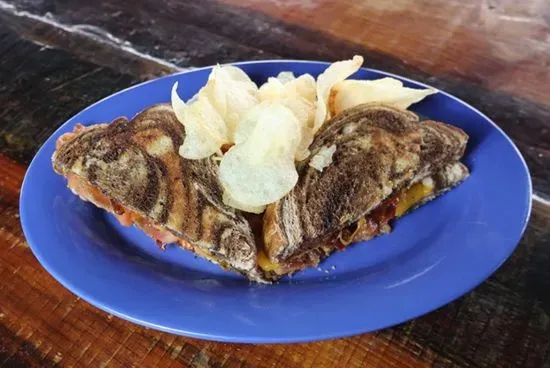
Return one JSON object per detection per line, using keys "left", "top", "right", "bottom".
{"left": 53, "top": 104, "right": 266, "bottom": 282}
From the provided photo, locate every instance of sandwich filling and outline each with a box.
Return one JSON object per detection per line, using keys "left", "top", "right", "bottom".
{"left": 66, "top": 173, "right": 190, "bottom": 249}
{"left": 257, "top": 178, "right": 435, "bottom": 274}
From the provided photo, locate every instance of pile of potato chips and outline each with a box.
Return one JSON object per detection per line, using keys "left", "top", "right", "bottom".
{"left": 171, "top": 56, "right": 436, "bottom": 213}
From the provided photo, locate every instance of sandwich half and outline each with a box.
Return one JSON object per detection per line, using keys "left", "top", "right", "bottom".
{"left": 52, "top": 104, "right": 267, "bottom": 282}
{"left": 261, "top": 104, "right": 469, "bottom": 278}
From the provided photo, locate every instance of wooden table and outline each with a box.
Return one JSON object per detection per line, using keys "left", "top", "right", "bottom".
{"left": 1, "top": 0, "right": 548, "bottom": 366}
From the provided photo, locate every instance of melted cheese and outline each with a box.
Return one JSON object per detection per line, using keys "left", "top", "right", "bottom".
{"left": 257, "top": 249, "right": 280, "bottom": 272}
{"left": 395, "top": 181, "right": 434, "bottom": 217}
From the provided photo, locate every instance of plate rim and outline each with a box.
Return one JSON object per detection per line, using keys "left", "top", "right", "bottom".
{"left": 19, "top": 60, "right": 533, "bottom": 343}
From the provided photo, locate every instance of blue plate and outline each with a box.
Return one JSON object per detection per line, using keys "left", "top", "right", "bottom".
{"left": 20, "top": 61, "right": 532, "bottom": 343}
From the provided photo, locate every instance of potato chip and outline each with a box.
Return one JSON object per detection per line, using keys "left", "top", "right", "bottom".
{"left": 220, "top": 152, "right": 298, "bottom": 207}
{"left": 235, "top": 100, "right": 312, "bottom": 160}
{"left": 276, "top": 71, "right": 296, "bottom": 84}
{"left": 234, "top": 102, "right": 301, "bottom": 158}
{"left": 330, "top": 78, "right": 437, "bottom": 116}
{"left": 314, "top": 55, "right": 363, "bottom": 133}
{"left": 171, "top": 82, "right": 228, "bottom": 159}
{"left": 222, "top": 190, "right": 266, "bottom": 214}
{"left": 258, "top": 77, "right": 287, "bottom": 101}
{"left": 172, "top": 65, "right": 260, "bottom": 159}
{"left": 220, "top": 104, "right": 300, "bottom": 207}
{"left": 282, "top": 97, "right": 315, "bottom": 161}
{"left": 200, "top": 65, "right": 259, "bottom": 139}
{"left": 282, "top": 97, "right": 313, "bottom": 129}
{"left": 233, "top": 102, "right": 269, "bottom": 145}
{"left": 285, "top": 74, "right": 316, "bottom": 104}
{"left": 259, "top": 75, "right": 315, "bottom": 112}
{"left": 258, "top": 74, "right": 316, "bottom": 160}
{"left": 221, "top": 65, "right": 257, "bottom": 85}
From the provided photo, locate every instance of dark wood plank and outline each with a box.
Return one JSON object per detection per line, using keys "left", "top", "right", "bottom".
{"left": 493, "top": 200, "right": 550, "bottom": 303}
{"left": 0, "top": 26, "right": 140, "bottom": 164}
{"left": 0, "top": 4, "right": 179, "bottom": 79}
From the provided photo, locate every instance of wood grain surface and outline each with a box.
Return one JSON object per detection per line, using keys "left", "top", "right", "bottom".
{"left": 0, "top": 0, "right": 549, "bottom": 367}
